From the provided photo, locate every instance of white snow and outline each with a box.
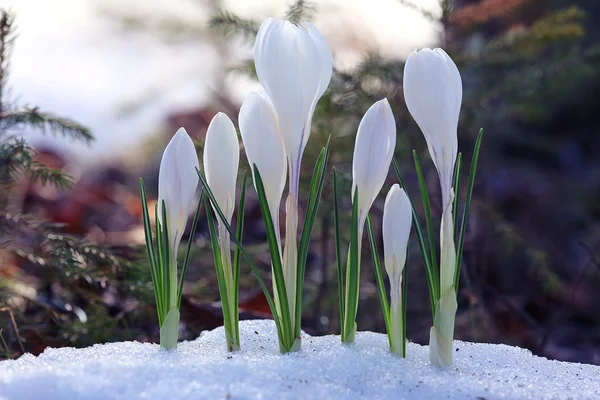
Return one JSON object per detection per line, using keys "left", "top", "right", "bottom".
{"left": 1, "top": 319, "right": 598, "bottom": 400}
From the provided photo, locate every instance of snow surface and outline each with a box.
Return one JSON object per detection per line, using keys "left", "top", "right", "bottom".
{"left": 1, "top": 319, "right": 599, "bottom": 400}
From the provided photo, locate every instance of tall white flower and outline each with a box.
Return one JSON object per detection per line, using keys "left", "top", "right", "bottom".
{"left": 239, "top": 90, "right": 287, "bottom": 234}
{"left": 254, "top": 17, "right": 333, "bottom": 330}
{"left": 404, "top": 48, "right": 462, "bottom": 367}
{"left": 158, "top": 127, "right": 200, "bottom": 252}
{"left": 382, "top": 184, "right": 412, "bottom": 355}
{"left": 203, "top": 112, "right": 240, "bottom": 224}
{"left": 254, "top": 17, "right": 332, "bottom": 194}
{"left": 203, "top": 112, "right": 240, "bottom": 351}
{"left": 403, "top": 48, "right": 461, "bottom": 207}
{"left": 352, "top": 98, "right": 397, "bottom": 233}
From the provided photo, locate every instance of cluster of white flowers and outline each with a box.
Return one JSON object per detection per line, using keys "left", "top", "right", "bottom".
{"left": 150, "top": 17, "right": 464, "bottom": 366}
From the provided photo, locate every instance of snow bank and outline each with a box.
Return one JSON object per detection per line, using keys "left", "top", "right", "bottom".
{"left": 1, "top": 319, "right": 598, "bottom": 399}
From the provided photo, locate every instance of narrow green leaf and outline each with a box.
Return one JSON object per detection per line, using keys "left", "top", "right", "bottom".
{"left": 455, "top": 129, "right": 483, "bottom": 289}
{"left": 139, "top": 179, "right": 163, "bottom": 320}
{"left": 342, "top": 187, "right": 360, "bottom": 342}
{"left": 296, "top": 138, "right": 330, "bottom": 336}
{"left": 160, "top": 200, "right": 172, "bottom": 309}
{"left": 0, "top": 329, "right": 12, "bottom": 360}
{"left": 252, "top": 164, "right": 293, "bottom": 346}
{"left": 333, "top": 168, "right": 345, "bottom": 327}
{"left": 392, "top": 158, "right": 437, "bottom": 318}
{"left": 401, "top": 247, "right": 409, "bottom": 358}
{"left": 154, "top": 204, "right": 166, "bottom": 324}
{"left": 452, "top": 153, "right": 462, "bottom": 242}
{"left": 204, "top": 196, "right": 233, "bottom": 338}
{"left": 233, "top": 173, "right": 247, "bottom": 343}
{"left": 412, "top": 151, "right": 438, "bottom": 281}
{"left": 177, "top": 190, "right": 204, "bottom": 309}
{"left": 366, "top": 214, "right": 391, "bottom": 348}
{"left": 196, "top": 168, "right": 286, "bottom": 348}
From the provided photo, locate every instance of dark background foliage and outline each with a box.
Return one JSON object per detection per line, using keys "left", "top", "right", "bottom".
{"left": 1, "top": 0, "right": 600, "bottom": 365}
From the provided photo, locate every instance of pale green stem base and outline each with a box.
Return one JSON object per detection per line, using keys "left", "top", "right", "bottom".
{"left": 160, "top": 254, "right": 180, "bottom": 350}
{"left": 429, "top": 199, "right": 458, "bottom": 367}
{"left": 160, "top": 307, "right": 180, "bottom": 350}
{"left": 282, "top": 193, "right": 298, "bottom": 325}
{"left": 219, "top": 223, "right": 240, "bottom": 352}
{"left": 389, "top": 290, "right": 404, "bottom": 357}
{"left": 279, "top": 336, "right": 302, "bottom": 354}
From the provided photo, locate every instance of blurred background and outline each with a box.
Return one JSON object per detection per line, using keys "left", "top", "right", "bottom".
{"left": 1, "top": 0, "right": 600, "bottom": 365}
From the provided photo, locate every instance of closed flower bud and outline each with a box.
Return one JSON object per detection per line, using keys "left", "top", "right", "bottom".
{"left": 352, "top": 98, "right": 396, "bottom": 232}
{"left": 403, "top": 48, "right": 461, "bottom": 206}
{"left": 254, "top": 17, "right": 332, "bottom": 193}
{"left": 239, "top": 90, "right": 287, "bottom": 227}
{"left": 203, "top": 112, "right": 240, "bottom": 224}
{"left": 158, "top": 128, "right": 200, "bottom": 250}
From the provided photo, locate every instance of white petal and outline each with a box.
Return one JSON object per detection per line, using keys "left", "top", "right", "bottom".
{"left": 351, "top": 98, "right": 396, "bottom": 221}
{"left": 305, "top": 23, "right": 333, "bottom": 100}
{"left": 239, "top": 90, "right": 287, "bottom": 221}
{"left": 158, "top": 128, "right": 199, "bottom": 249}
{"left": 383, "top": 184, "right": 412, "bottom": 281}
{"left": 203, "top": 113, "right": 240, "bottom": 223}
{"left": 403, "top": 47, "right": 461, "bottom": 205}
{"left": 253, "top": 18, "right": 333, "bottom": 193}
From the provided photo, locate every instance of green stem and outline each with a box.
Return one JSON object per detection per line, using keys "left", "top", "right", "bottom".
{"left": 430, "top": 201, "right": 457, "bottom": 367}
{"left": 219, "top": 223, "right": 239, "bottom": 351}
{"left": 389, "top": 299, "right": 404, "bottom": 357}
{"left": 159, "top": 307, "right": 180, "bottom": 350}
{"left": 283, "top": 193, "right": 298, "bottom": 331}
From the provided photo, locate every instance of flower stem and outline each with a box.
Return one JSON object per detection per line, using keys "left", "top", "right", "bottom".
{"left": 219, "top": 223, "right": 240, "bottom": 352}
{"left": 429, "top": 199, "right": 457, "bottom": 366}
{"left": 282, "top": 193, "right": 298, "bottom": 347}
{"left": 389, "top": 298, "right": 404, "bottom": 357}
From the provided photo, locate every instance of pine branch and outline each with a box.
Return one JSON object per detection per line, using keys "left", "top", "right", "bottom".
{"left": 397, "top": 0, "right": 439, "bottom": 22}
{"left": 0, "top": 139, "right": 73, "bottom": 188}
{"left": 285, "top": 0, "right": 316, "bottom": 24}
{"left": 208, "top": 10, "right": 258, "bottom": 41}
{"left": 0, "top": 10, "right": 16, "bottom": 114}
{"left": 227, "top": 59, "right": 256, "bottom": 78}
{"left": 0, "top": 107, "right": 94, "bottom": 143}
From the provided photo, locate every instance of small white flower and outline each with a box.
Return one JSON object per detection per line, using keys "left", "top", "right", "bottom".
{"left": 383, "top": 184, "right": 412, "bottom": 288}
{"left": 351, "top": 98, "right": 397, "bottom": 231}
{"left": 158, "top": 128, "right": 200, "bottom": 250}
{"left": 254, "top": 17, "right": 333, "bottom": 193}
{"left": 239, "top": 90, "right": 287, "bottom": 227}
{"left": 203, "top": 112, "right": 240, "bottom": 223}
{"left": 403, "top": 48, "right": 462, "bottom": 206}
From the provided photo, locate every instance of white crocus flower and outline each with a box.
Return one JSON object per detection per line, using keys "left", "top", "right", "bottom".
{"left": 204, "top": 112, "right": 240, "bottom": 225}
{"left": 382, "top": 184, "right": 412, "bottom": 355}
{"left": 352, "top": 98, "right": 397, "bottom": 236}
{"left": 157, "top": 127, "right": 199, "bottom": 337}
{"left": 253, "top": 17, "right": 333, "bottom": 325}
{"left": 239, "top": 90, "right": 287, "bottom": 244}
{"left": 403, "top": 48, "right": 462, "bottom": 367}
{"left": 158, "top": 127, "right": 200, "bottom": 256}
{"left": 403, "top": 48, "right": 461, "bottom": 209}
{"left": 204, "top": 113, "right": 240, "bottom": 348}
{"left": 254, "top": 17, "right": 332, "bottom": 195}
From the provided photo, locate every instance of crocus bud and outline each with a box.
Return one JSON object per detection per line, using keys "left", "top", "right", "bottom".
{"left": 239, "top": 91, "right": 287, "bottom": 227}
{"left": 383, "top": 184, "right": 412, "bottom": 284}
{"left": 351, "top": 98, "right": 396, "bottom": 231}
{"left": 203, "top": 112, "right": 240, "bottom": 223}
{"left": 158, "top": 127, "right": 200, "bottom": 250}
{"left": 403, "top": 48, "right": 461, "bottom": 207}
{"left": 254, "top": 17, "right": 332, "bottom": 193}
{"left": 383, "top": 184, "right": 412, "bottom": 355}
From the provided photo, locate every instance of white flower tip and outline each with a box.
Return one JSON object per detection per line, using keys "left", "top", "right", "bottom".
{"left": 383, "top": 184, "right": 412, "bottom": 279}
